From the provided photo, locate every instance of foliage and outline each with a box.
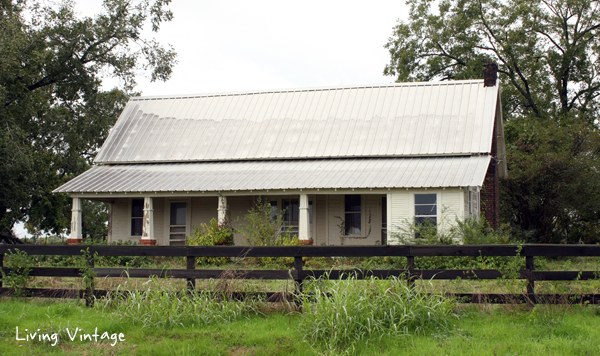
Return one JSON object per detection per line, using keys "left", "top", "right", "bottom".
{"left": 236, "top": 197, "right": 299, "bottom": 246}
{"left": 299, "top": 273, "right": 457, "bottom": 352}
{"left": 79, "top": 248, "right": 98, "bottom": 306}
{"left": 32, "top": 240, "right": 153, "bottom": 268}
{"left": 385, "top": 0, "right": 600, "bottom": 243}
{"left": 188, "top": 218, "right": 234, "bottom": 266}
{"left": 385, "top": 0, "right": 600, "bottom": 120}
{"left": 393, "top": 217, "right": 512, "bottom": 245}
{"left": 235, "top": 197, "right": 301, "bottom": 267}
{"left": 97, "top": 278, "right": 262, "bottom": 329}
{"left": 0, "top": 249, "right": 33, "bottom": 297}
{"left": 501, "top": 116, "right": 600, "bottom": 243}
{"left": 3, "top": 299, "right": 600, "bottom": 355}
{"left": 0, "top": 0, "right": 177, "bottom": 237}
{"left": 390, "top": 217, "right": 523, "bottom": 270}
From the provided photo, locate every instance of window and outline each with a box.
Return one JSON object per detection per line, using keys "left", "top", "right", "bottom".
{"left": 414, "top": 194, "right": 437, "bottom": 238}
{"left": 269, "top": 201, "right": 278, "bottom": 222}
{"left": 169, "top": 202, "right": 187, "bottom": 245}
{"left": 131, "top": 199, "right": 144, "bottom": 236}
{"left": 282, "top": 199, "right": 299, "bottom": 234}
{"left": 345, "top": 194, "right": 361, "bottom": 235}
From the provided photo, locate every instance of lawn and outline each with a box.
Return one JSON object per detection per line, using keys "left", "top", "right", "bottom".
{"left": 1, "top": 298, "right": 600, "bottom": 356}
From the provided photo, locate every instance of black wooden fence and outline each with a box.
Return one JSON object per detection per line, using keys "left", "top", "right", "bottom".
{"left": 1, "top": 244, "right": 600, "bottom": 305}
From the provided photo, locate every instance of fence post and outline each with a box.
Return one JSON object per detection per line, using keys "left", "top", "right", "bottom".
{"left": 85, "top": 253, "right": 95, "bottom": 307}
{"left": 526, "top": 255, "right": 536, "bottom": 305}
{"left": 186, "top": 256, "right": 196, "bottom": 291}
{"left": 406, "top": 256, "right": 415, "bottom": 289}
{"left": 294, "top": 256, "right": 303, "bottom": 304}
{"left": 0, "top": 253, "right": 3, "bottom": 289}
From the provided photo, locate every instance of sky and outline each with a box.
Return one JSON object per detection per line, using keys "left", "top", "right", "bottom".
{"left": 77, "top": 0, "right": 409, "bottom": 95}
{"left": 14, "top": 0, "right": 410, "bottom": 238}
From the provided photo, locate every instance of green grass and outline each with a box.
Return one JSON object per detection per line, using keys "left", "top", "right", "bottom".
{"left": 2, "top": 298, "right": 600, "bottom": 355}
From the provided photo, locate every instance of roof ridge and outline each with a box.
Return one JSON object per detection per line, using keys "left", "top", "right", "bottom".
{"left": 131, "top": 79, "right": 486, "bottom": 101}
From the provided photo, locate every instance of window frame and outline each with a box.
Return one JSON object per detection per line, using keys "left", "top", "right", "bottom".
{"left": 343, "top": 194, "right": 364, "bottom": 236}
{"left": 268, "top": 196, "right": 314, "bottom": 238}
{"left": 413, "top": 193, "right": 438, "bottom": 238}
{"left": 130, "top": 198, "right": 144, "bottom": 237}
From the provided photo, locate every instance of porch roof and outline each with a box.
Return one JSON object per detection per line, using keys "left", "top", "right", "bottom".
{"left": 54, "top": 156, "right": 491, "bottom": 194}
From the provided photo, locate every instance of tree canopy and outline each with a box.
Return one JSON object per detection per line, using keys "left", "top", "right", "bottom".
{"left": 385, "top": 0, "right": 600, "bottom": 243}
{"left": 0, "top": 0, "right": 177, "bottom": 237}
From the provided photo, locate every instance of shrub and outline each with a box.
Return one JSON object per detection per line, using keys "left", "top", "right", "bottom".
{"left": 236, "top": 197, "right": 300, "bottom": 267}
{"left": 389, "top": 217, "right": 522, "bottom": 270}
{"left": 1, "top": 249, "right": 34, "bottom": 297}
{"left": 188, "top": 218, "right": 234, "bottom": 266}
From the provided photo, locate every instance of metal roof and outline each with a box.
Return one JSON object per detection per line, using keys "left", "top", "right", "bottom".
{"left": 54, "top": 156, "right": 491, "bottom": 193}
{"left": 94, "top": 80, "right": 500, "bottom": 164}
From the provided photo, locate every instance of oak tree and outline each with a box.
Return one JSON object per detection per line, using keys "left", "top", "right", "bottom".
{"left": 0, "top": 0, "right": 177, "bottom": 237}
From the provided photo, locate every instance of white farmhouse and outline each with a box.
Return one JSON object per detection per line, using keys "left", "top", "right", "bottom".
{"left": 54, "top": 68, "right": 506, "bottom": 246}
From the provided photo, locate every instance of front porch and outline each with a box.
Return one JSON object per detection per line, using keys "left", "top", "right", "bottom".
{"left": 70, "top": 191, "right": 390, "bottom": 246}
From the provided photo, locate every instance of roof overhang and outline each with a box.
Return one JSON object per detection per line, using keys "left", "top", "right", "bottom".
{"left": 54, "top": 156, "right": 492, "bottom": 195}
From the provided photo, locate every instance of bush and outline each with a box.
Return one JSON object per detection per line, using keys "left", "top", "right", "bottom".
{"left": 0, "top": 249, "right": 33, "bottom": 297}
{"left": 187, "top": 218, "right": 234, "bottom": 266}
{"left": 390, "top": 218, "right": 522, "bottom": 270}
{"left": 236, "top": 197, "right": 301, "bottom": 267}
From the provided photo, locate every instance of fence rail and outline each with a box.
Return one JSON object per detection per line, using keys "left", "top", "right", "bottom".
{"left": 1, "top": 244, "right": 600, "bottom": 305}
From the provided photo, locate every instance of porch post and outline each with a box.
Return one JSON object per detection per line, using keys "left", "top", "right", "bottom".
{"left": 218, "top": 195, "right": 228, "bottom": 227}
{"left": 299, "top": 194, "right": 310, "bottom": 244}
{"left": 68, "top": 197, "right": 84, "bottom": 244}
{"left": 140, "top": 197, "right": 156, "bottom": 245}
{"left": 107, "top": 202, "right": 113, "bottom": 243}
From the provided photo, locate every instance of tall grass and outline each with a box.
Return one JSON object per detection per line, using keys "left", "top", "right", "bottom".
{"left": 298, "top": 272, "right": 458, "bottom": 351}
{"left": 96, "top": 278, "right": 262, "bottom": 329}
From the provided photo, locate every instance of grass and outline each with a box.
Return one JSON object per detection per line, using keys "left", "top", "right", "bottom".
{"left": 1, "top": 298, "right": 600, "bottom": 355}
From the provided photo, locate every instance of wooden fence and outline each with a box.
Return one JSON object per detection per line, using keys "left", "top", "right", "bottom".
{"left": 1, "top": 244, "right": 600, "bottom": 305}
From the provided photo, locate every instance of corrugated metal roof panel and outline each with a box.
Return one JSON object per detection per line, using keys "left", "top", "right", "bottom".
{"left": 93, "top": 81, "right": 499, "bottom": 163}
{"left": 54, "top": 156, "right": 491, "bottom": 193}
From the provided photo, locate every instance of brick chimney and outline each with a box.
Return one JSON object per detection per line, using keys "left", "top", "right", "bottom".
{"left": 484, "top": 63, "right": 498, "bottom": 87}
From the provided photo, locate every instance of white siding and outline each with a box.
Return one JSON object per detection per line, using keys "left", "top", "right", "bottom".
{"left": 190, "top": 197, "right": 219, "bottom": 231}
{"left": 228, "top": 196, "right": 255, "bottom": 245}
{"left": 108, "top": 198, "right": 165, "bottom": 244}
{"left": 387, "top": 188, "right": 465, "bottom": 244}
{"left": 439, "top": 190, "right": 463, "bottom": 233}
{"left": 315, "top": 195, "right": 328, "bottom": 246}
{"left": 388, "top": 190, "right": 411, "bottom": 244}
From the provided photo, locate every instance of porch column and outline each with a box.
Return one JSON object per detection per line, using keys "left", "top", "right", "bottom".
{"left": 140, "top": 197, "right": 156, "bottom": 245}
{"left": 299, "top": 194, "right": 310, "bottom": 244}
{"left": 217, "top": 195, "right": 228, "bottom": 227}
{"left": 68, "top": 197, "right": 84, "bottom": 245}
{"left": 107, "top": 202, "right": 113, "bottom": 243}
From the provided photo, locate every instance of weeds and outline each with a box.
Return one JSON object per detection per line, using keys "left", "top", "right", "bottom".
{"left": 298, "top": 272, "right": 458, "bottom": 352}
{"left": 96, "top": 278, "right": 263, "bottom": 329}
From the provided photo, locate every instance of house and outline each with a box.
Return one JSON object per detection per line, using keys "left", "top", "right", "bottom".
{"left": 54, "top": 66, "right": 506, "bottom": 246}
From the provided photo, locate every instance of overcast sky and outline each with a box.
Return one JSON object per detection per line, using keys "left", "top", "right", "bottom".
{"left": 15, "top": 0, "right": 410, "bottom": 238}
{"left": 77, "top": 0, "right": 409, "bottom": 96}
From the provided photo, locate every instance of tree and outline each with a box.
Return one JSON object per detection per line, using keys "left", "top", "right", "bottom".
{"left": 0, "top": 0, "right": 177, "bottom": 237}
{"left": 385, "top": 0, "right": 600, "bottom": 120}
{"left": 385, "top": 0, "right": 600, "bottom": 242}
